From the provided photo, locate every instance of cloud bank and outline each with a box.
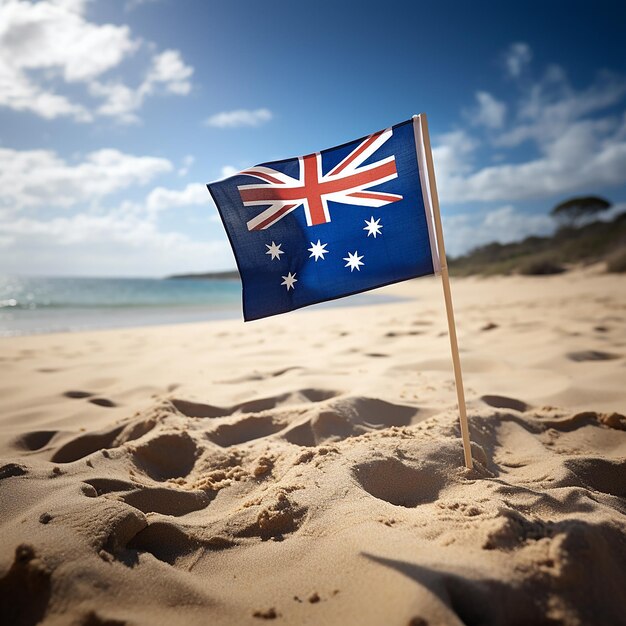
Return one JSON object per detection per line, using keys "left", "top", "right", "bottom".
{"left": 0, "top": 0, "right": 193, "bottom": 123}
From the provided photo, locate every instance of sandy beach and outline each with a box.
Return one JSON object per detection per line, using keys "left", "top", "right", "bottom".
{"left": 1, "top": 268, "right": 625, "bottom": 625}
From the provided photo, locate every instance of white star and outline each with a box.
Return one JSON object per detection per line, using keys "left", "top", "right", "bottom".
{"left": 281, "top": 272, "right": 297, "bottom": 290}
{"left": 343, "top": 251, "right": 364, "bottom": 272}
{"left": 265, "top": 241, "right": 284, "bottom": 260}
{"left": 308, "top": 239, "right": 329, "bottom": 261}
{"left": 364, "top": 216, "right": 383, "bottom": 238}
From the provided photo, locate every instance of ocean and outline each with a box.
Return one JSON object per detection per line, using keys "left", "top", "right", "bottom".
{"left": 0, "top": 276, "right": 242, "bottom": 336}
{"left": 0, "top": 275, "right": 399, "bottom": 336}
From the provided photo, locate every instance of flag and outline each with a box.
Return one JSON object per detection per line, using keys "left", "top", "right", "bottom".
{"left": 207, "top": 115, "right": 441, "bottom": 321}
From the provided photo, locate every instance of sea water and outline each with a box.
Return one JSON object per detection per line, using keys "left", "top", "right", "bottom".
{"left": 0, "top": 276, "right": 242, "bottom": 336}
{"left": 0, "top": 275, "right": 400, "bottom": 335}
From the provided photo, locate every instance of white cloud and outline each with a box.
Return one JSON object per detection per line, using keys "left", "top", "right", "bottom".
{"left": 146, "top": 49, "right": 192, "bottom": 95}
{"left": 434, "top": 60, "right": 626, "bottom": 204}
{"left": 145, "top": 182, "right": 210, "bottom": 213}
{"left": 90, "top": 49, "right": 193, "bottom": 122}
{"left": 0, "top": 211, "right": 232, "bottom": 276}
{"left": 88, "top": 81, "right": 142, "bottom": 122}
{"left": 0, "top": 143, "right": 227, "bottom": 279}
{"left": 483, "top": 205, "right": 553, "bottom": 235}
{"left": 0, "top": 71, "right": 92, "bottom": 121}
{"left": 504, "top": 42, "right": 532, "bottom": 78}
{"left": 205, "top": 108, "right": 272, "bottom": 128}
{"left": 220, "top": 165, "right": 238, "bottom": 177}
{"left": 0, "top": 0, "right": 193, "bottom": 123}
{"left": 496, "top": 68, "right": 626, "bottom": 148}
{"left": 143, "top": 182, "right": 225, "bottom": 225}
{"left": 444, "top": 206, "right": 554, "bottom": 256}
{"left": 0, "top": 0, "right": 137, "bottom": 81}
{"left": 438, "top": 123, "right": 626, "bottom": 203}
{"left": 431, "top": 130, "right": 477, "bottom": 181}
{"left": 0, "top": 146, "right": 172, "bottom": 211}
{"left": 468, "top": 91, "right": 506, "bottom": 129}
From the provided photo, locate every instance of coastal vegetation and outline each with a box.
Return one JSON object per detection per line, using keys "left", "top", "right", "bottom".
{"left": 450, "top": 198, "right": 625, "bottom": 276}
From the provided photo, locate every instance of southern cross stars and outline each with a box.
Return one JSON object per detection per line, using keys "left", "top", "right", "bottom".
{"left": 307, "top": 239, "right": 328, "bottom": 261}
{"left": 364, "top": 216, "right": 382, "bottom": 238}
{"left": 343, "top": 251, "right": 364, "bottom": 272}
{"left": 265, "top": 241, "right": 284, "bottom": 260}
{"left": 267, "top": 226, "right": 372, "bottom": 285}
{"left": 281, "top": 272, "right": 297, "bottom": 290}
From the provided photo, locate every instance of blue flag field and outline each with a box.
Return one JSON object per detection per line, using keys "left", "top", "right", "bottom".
{"left": 207, "top": 115, "right": 441, "bottom": 321}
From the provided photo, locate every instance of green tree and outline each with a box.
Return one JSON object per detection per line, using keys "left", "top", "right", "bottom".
{"left": 550, "top": 196, "right": 611, "bottom": 228}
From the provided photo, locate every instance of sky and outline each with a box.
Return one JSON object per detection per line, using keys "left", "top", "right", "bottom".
{"left": 1, "top": 0, "right": 625, "bottom": 277}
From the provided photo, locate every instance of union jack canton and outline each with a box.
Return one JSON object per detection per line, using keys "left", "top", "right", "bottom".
{"left": 208, "top": 116, "right": 440, "bottom": 321}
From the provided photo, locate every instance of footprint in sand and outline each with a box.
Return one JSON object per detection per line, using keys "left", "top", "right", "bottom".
{"left": 83, "top": 478, "right": 211, "bottom": 516}
{"left": 281, "top": 397, "right": 419, "bottom": 447}
{"left": 384, "top": 330, "right": 424, "bottom": 338}
{"left": 564, "top": 457, "right": 626, "bottom": 498}
{"left": 84, "top": 477, "right": 137, "bottom": 495}
{"left": 63, "top": 390, "right": 93, "bottom": 399}
{"left": 207, "top": 415, "right": 286, "bottom": 447}
{"left": 51, "top": 419, "right": 155, "bottom": 463}
{"left": 13, "top": 431, "right": 57, "bottom": 452}
{"left": 566, "top": 350, "right": 620, "bottom": 362}
{"left": 88, "top": 398, "right": 117, "bottom": 408}
{"left": 132, "top": 432, "right": 198, "bottom": 481}
{"left": 63, "top": 391, "right": 117, "bottom": 407}
{"left": 170, "top": 398, "right": 230, "bottom": 418}
{"left": 353, "top": 457, "right": 446, "bottom": 507}
{"left": 129, "top": 521, "right": 235, "bottom": 565}
{"left": 481, "top": 395, "right": 529, "bottom": 412}
{"left": 121, "top": 488, "right": 210, "bottom": 516}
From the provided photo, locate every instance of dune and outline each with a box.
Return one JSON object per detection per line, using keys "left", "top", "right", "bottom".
{"left": 1, "top": 266, "right": 625, "bottom": 625}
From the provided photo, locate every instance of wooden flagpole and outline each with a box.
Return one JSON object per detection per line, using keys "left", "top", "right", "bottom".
{"left": 417, "top": 113, "right": 473, "bottom": 469}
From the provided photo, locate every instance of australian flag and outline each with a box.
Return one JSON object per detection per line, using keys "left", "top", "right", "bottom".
{"left": 207, "top": 116, "right": 441, "bottom": 321}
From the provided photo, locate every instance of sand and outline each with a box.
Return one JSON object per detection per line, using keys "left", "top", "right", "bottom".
{"left": 1, "top": 267, "right": 625, "bottom": 626}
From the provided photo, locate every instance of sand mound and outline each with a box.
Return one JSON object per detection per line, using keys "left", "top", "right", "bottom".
{"left": 1, "top": 397, "right": 625, "bottom": 625}
{"left": 1, "top": 270, "right": 625, "bottom": 624}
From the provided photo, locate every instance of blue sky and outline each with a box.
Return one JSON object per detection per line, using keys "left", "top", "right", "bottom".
{"left": 1, "top": 0, "right": 625, "bottom": 276}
